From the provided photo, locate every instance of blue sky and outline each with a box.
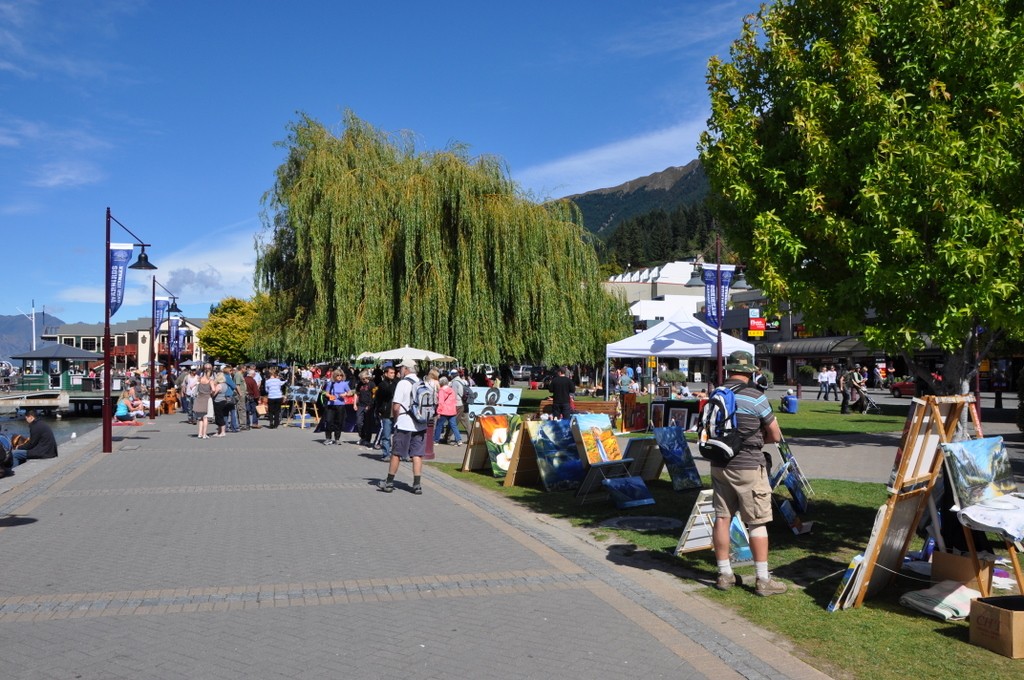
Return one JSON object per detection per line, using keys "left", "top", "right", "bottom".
{"left": 1, "top": 0, "right": 760, "bottom": 327}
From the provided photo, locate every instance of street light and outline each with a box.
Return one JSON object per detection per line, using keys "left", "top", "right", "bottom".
{"left": 686, "top": 235, "right": 748, "bottom": 387}
{"left": 103, "top": 208, "right": 156, "bottom": 453}
{"left": 149, "top": 278, "right": 181, "bottom": 419}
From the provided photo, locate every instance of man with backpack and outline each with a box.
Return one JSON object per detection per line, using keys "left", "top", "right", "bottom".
{"left": 380, "top": 357, "right": 430, "bottom": 495}
{"left": 706, "top": 350, "right": 788, "bottom": 597}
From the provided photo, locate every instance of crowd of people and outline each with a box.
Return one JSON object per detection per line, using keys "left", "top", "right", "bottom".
{"left": 146, "top": 361, "right": 482, "bottom": 455}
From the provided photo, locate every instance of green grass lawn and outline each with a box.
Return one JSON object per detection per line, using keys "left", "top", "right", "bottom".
{"left": 433, "top": 400, "right": 1021, "bottom": 679}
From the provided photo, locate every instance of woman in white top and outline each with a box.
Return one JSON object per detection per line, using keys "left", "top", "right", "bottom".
{"left": 264, "top": 367, "right": 286, "bottom": 429}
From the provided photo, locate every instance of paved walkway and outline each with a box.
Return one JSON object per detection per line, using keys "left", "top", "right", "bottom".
{"left": 1, "top": 396, "right": 1019, "bottom": 679}
{"left": 0, "top": 416, "right": 833, "bottom": 680}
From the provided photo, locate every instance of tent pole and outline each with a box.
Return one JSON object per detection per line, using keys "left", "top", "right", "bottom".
{"left": 604, "top": 355, "right": 609, "bottom": 401}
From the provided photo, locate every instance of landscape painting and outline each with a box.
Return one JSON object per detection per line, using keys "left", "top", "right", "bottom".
{"left": 940, "top": 437, "right": 1016, "bottom": 509}
{"left": 528, "top": 420, "right": 586, "bottom": 492}
{"left": 572, "top": 413, "right": 622, "bottom": 464}
{"left": 653, "top": 426, "right": 702, "bottom": 491}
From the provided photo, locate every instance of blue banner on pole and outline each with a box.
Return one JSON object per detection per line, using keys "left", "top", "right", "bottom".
{"left": 154, "top": 298, "right": 168, "bottom": 340}
{"left": 108, "top": 243, "right": 133, "bottom": 318}
{"left": 169, "top": 318, "right": 181, "bottom": 361}
{"left": 702, "top": 267, "right": 734, "bottom": 328}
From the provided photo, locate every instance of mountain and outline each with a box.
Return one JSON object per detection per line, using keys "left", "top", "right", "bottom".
{"left": 566, "top": 159, "right": 709, "bottom": 237}
{"left": 0, "top": 313, "right": 65, "bottom": 364}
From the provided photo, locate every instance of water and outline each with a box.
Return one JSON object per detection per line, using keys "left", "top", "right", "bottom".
{"left": 0, "top": 414, "right": 102, "bottom": 447}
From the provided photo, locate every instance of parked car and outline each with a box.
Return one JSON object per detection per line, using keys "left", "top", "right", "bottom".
{"left": 511, "top": 364, "right": 532, "bottom": 381}
{"left": 890, "top": 380, "right": 916, "bottom": 398}
{"left": 472, "top": 364, "right": 496, "bottom": 379}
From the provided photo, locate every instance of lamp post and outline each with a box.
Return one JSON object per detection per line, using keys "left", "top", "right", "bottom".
{"left": 103, "top": 208, "right": 156, "bottom": 453}
{"left": 686, "top": 233, "right": 748, "bottom": 388}
{"left": 149, "top": 278, "right": 182, "bottom": 419}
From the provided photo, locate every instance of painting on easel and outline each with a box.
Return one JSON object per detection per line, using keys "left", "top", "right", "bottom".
{"left": 940, "top": 437, "right": 1016, "bottom": 508}
{"left": 477, "top": 414, "right": 522, "bottom": 478}
{"left": 572, "top": 414, "right": 622, "bottom": 464}
{"left": 528, "top": 420, "right": 586, "bottom": 492}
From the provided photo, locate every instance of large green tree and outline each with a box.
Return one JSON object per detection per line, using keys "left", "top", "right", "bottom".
{"left": 700, "top": 0, "right": 1024, "bottom": 393}
{"left": 197, "top": 297, "right": 257, "bottom": 365}
{"left": 253, "top": 112, "right": 630, "bottom": 365}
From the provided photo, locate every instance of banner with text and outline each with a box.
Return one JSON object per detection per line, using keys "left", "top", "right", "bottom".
{"left": 108, "top": 243, "right": 134, "bottom": 318}
{"left": 702, "top": 268, "right": 734, "bottom": 328}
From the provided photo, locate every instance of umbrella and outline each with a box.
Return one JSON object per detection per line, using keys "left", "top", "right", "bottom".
{"left": 177, "top": 359, "right": 203, "bottom": 367}
{"left": 371, "top": 345, "right": 456, "bottom": 363}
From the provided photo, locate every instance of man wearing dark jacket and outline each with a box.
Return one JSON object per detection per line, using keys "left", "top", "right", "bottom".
{"left": 11, "top": 409, "right": 58, "bottom": 468}
{"left": 372, "top": 363, "right": 397, "bottom": 460}
{"left": 547, "top": 367, "right": 576, "bottom": 420}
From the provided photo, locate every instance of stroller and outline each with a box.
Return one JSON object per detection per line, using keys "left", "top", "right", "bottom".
{"left": 854, "top": 386, "right": 881, "bottom": 415}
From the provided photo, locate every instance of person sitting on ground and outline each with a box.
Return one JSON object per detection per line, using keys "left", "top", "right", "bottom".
{"left": 780, "top": 389, "right": 798, "bottom": 414}
{"left": 115, "top": 389, "right": 143, "bottom": 421}
{"left": 8, "top": 409, "right": 58, "bottom": 469}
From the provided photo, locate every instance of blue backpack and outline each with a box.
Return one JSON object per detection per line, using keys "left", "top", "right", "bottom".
{"left": 697, "top": 383, "right": 744, "bottom": 463}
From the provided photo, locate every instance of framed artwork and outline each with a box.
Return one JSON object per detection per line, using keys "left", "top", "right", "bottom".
{"left": 650, "top": 403, "right": 665, "bottom": 429}
{"left": 667, "top": 407, "right": 689, "bottom": 429}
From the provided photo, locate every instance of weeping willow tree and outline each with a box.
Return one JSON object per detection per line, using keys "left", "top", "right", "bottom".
{"left": 252, "top": 112, "right": 630, "bottom": 365}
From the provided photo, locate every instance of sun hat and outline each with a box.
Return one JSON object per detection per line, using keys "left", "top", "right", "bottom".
{"left": 397, "top": 358, "right": 417, "bottom": 369}
{"left": 724, "top": 350, "right": 756, "bottom": 374}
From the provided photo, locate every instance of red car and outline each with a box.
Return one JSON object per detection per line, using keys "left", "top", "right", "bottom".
{"left": 889, "top": 380, "right": 916, "bottom": 398}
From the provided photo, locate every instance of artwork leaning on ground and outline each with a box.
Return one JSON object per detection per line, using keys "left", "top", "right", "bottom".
{"left": 527, "top": 420, "right": 586, "bottom": 492}
{"left": 571, "top": 413, "right": 622, "bottom": 464}
{"left": 653, "top": 426, "right": 702, "bottom": 491}
{"left": 477, "top": 414, "right": 523, "bottom": 478}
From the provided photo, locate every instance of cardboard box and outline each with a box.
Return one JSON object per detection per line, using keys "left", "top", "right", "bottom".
{"left": 971, "top": 596, "right": 1024, "bottom": 658}
{"left": 932, "top": 550, "right": 993, "bottom": 591}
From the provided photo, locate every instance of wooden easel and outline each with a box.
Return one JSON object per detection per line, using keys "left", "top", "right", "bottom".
{"left": 675, "top": 490, "right": 752, "bottom": 565}
{"left": 459, "top": 419, "right": 490, "bottom": 472}
{"left": 850, "top": 395, "right": 979, "bottom": 608}
{"left": 502, "top": 421, "right": 540, "bottom": 488}
{"left": 622, "top": 437, "right": 664, "bottom": 482}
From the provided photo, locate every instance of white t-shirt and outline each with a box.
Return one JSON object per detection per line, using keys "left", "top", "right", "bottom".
{"left": 392, "top": 374, "right": 427, "bottom": 432}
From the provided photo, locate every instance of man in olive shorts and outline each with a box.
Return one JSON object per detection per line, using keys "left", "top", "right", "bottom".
{"left": 711, "top": 351, "right": 788, "bottom": 596}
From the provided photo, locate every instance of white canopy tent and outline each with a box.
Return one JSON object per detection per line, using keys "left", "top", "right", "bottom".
{"left": 365, "top": 345, "right": 457, "bottom": 363}
{"left": 604, "top": 316, "right": 755, "bottom": 397}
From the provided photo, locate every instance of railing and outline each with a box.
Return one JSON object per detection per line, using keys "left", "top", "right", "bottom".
{"left": 0, "top": 373, "right": 110, "bottom": 394}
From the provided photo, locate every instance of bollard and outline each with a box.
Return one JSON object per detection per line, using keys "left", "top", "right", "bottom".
{"left": 795, "top": 383, "right": 802, "bottom": 399}
{"left": 995, "top": 390, "right": 1003, "bottom": 409}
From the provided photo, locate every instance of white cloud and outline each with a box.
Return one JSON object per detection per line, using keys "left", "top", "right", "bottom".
{"left": 514, "top": 116, "right": 707, "bottom": 199}
{"left": 56, "top": 221, "right": 259, "bottom": 313}
{"left": 606, "top": 3, "right": 752, "bottom": 60}
{"left": 28, "top": 159, "right": 104, "bottom": 188}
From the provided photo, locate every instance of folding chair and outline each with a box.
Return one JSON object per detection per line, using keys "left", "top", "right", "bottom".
{"left": 940, "top": 436, "right": 1024, "bottom": 597}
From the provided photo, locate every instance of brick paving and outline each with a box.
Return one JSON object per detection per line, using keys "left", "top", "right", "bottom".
{"left": 0, "top": 414, "right": 834, "bottom": 679}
